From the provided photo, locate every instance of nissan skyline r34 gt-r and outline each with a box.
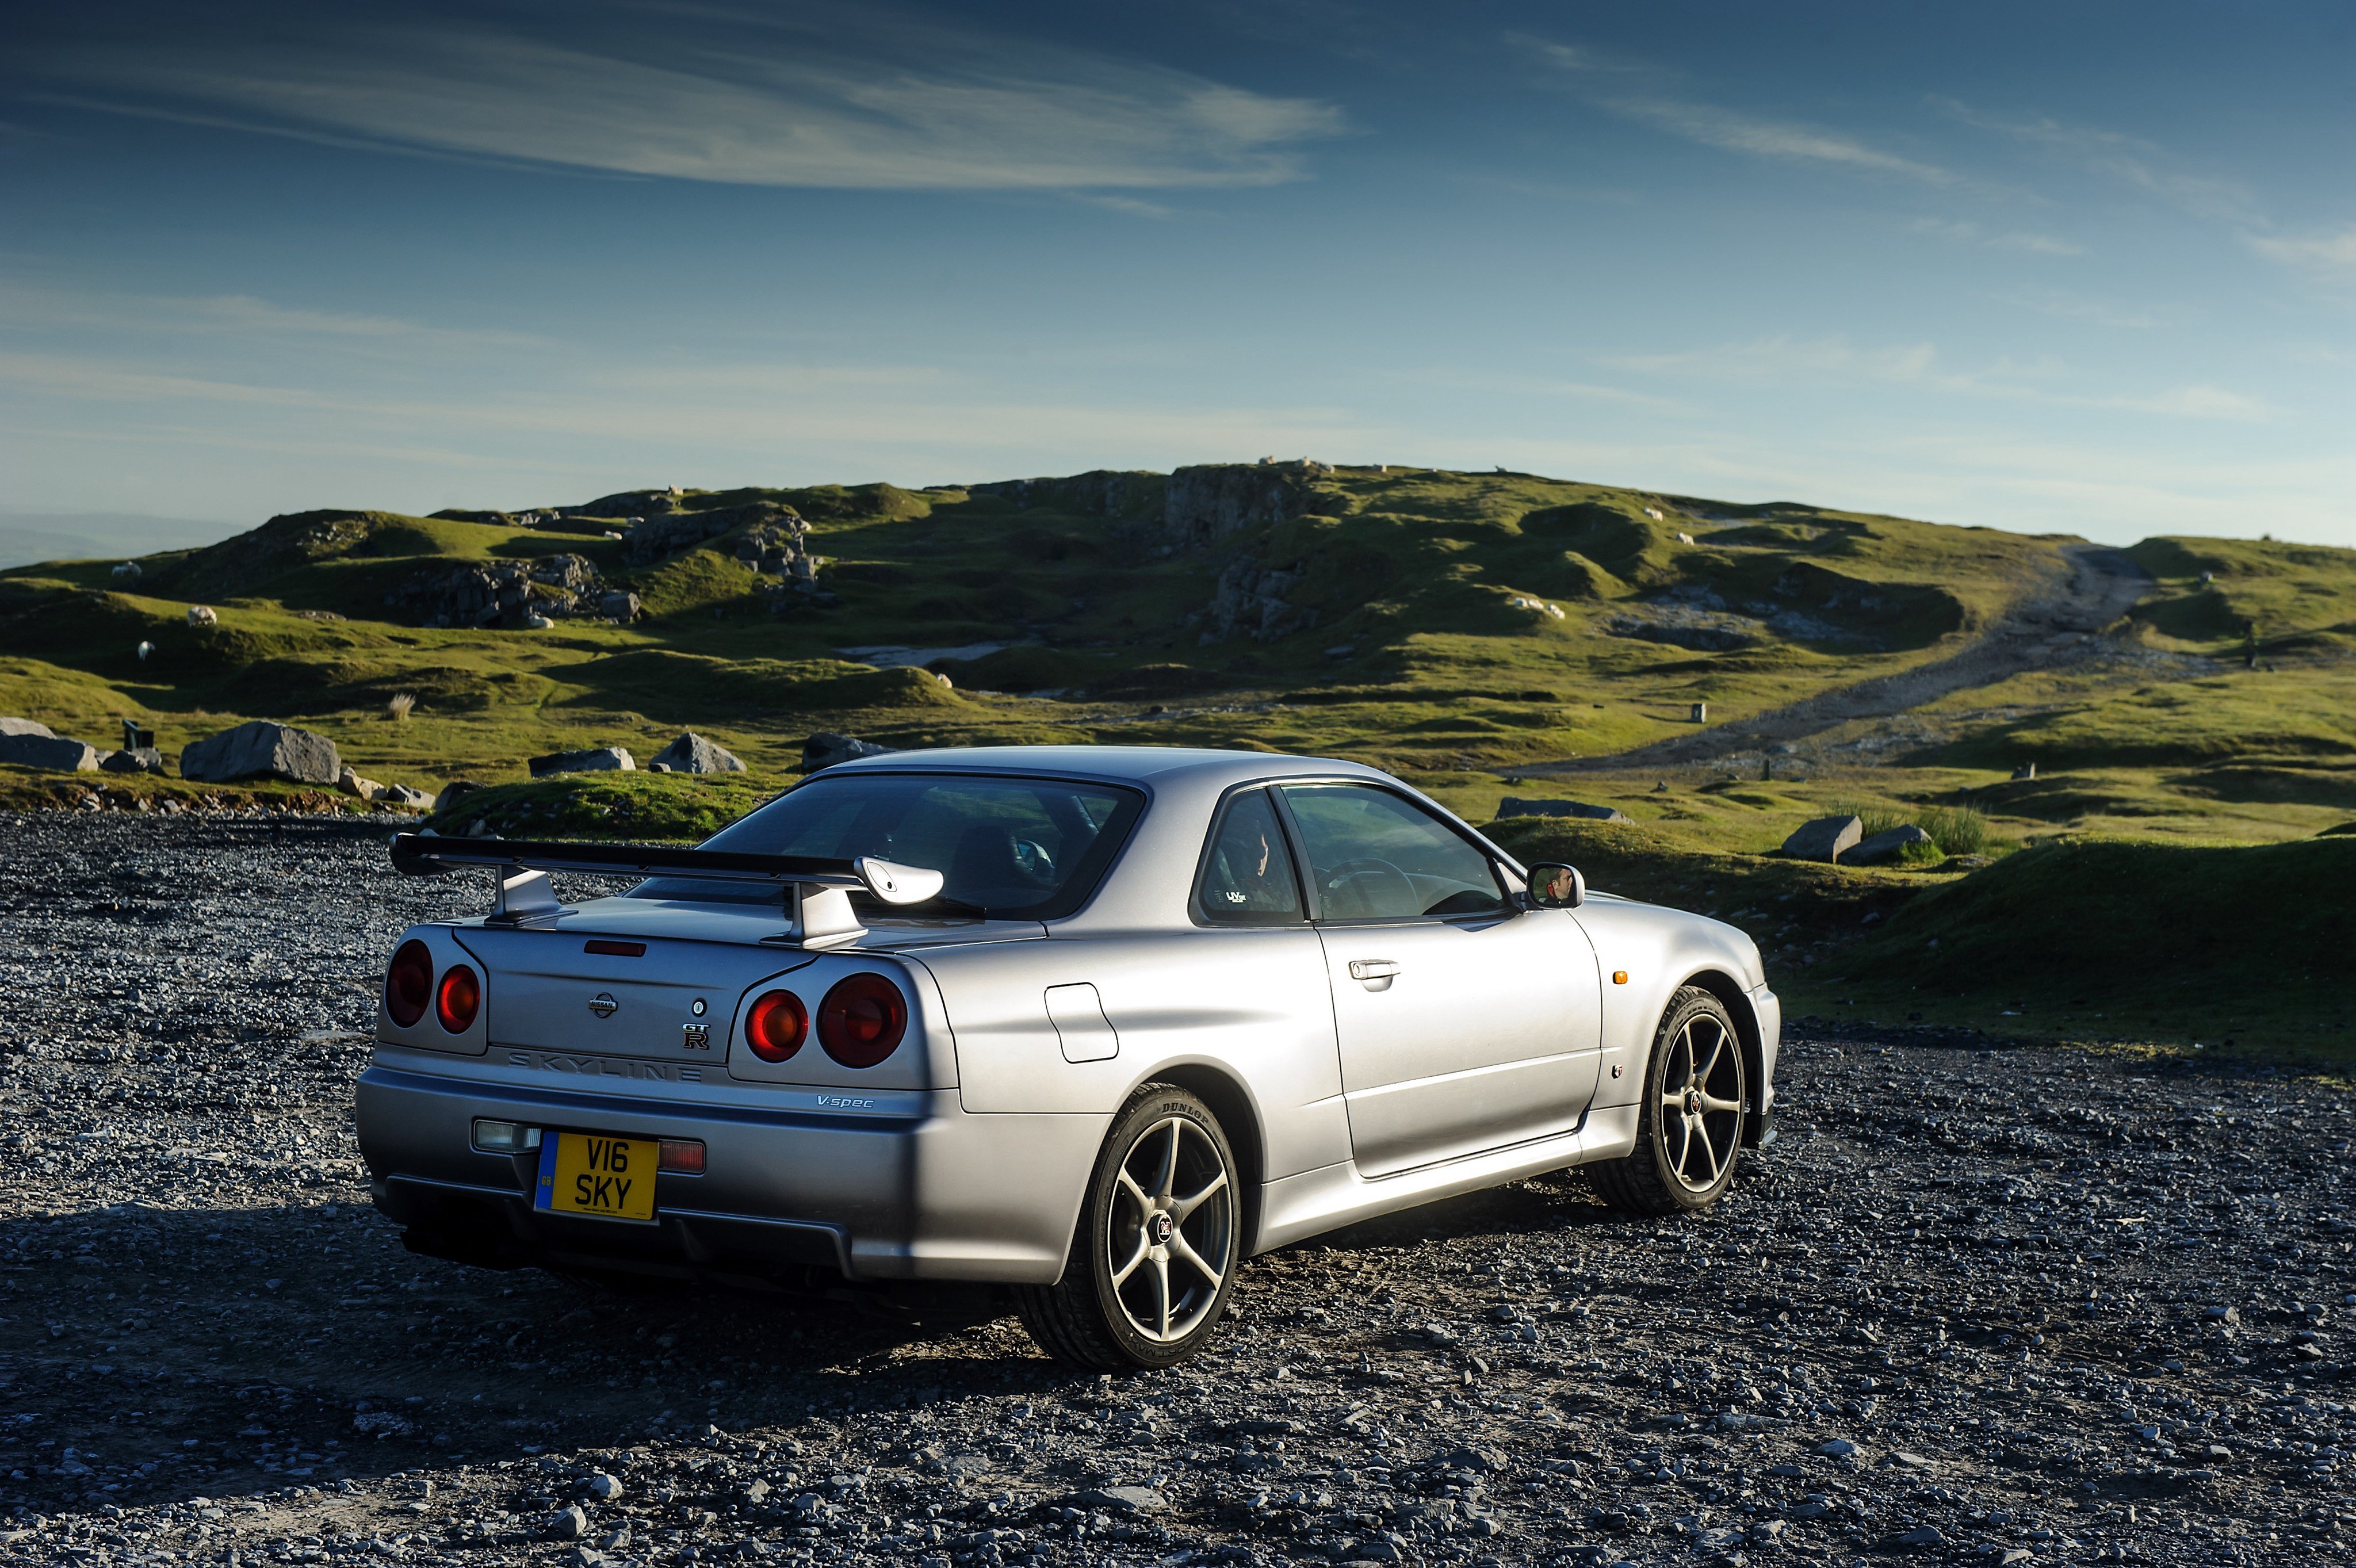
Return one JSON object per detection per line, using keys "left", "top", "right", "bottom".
{"left": 357, "top": 745, "right": 1779, "bottom": 1370}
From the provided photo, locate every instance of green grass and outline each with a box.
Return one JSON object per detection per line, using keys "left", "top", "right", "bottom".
{"left": 426, "top": 772, "right": 779, "bottom": 841}
{"left": 6, "top": 466, "right": 2355, "bottom": 1065}
{"left": 1808, "top": 837, "right": 2356, "bottom": 1064}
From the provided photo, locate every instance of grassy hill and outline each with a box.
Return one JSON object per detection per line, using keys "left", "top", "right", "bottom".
{"left": 5, "top": 461, "right": 2351, "bottom": 1061}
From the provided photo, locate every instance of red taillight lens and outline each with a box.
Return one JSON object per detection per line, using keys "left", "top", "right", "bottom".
{"left": 819, "top": 973, "right": 907, "bottom": 1068}
{"left": 435, "top": 963, "right": 481, "bottom": 1033}
{"left": 745, "top": 989, "right": 808, "bottom": 1062}
{"left": 386, "top": 940, "right": 433, "bottom": 1027}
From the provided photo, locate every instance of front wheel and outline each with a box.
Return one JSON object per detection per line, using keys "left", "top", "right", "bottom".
{"left": 1014, "top": 1085, "right": 1240, "bottom": 1370}
{"left": 1591, "top": 985, "right": 1747, "bottom": 1216}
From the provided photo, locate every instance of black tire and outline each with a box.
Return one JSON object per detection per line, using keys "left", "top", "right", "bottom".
{"left": 1014, "top": 1084, "right": 1241, "bottom": 1371}
{"left": 1591, "top": 985, "right": 1747, "bottom": 1217}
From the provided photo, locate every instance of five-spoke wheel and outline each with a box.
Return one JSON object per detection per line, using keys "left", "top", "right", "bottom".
{"left": 1592, "top": 985, "right": 1749, "bottom": 1215}
{"left": 1016, "top": 1085, "right": 1240, "bottom": 1370}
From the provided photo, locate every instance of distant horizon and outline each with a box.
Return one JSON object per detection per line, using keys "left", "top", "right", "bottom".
{"left": 6, "top": 439, "right": 2351, "bottom": 573}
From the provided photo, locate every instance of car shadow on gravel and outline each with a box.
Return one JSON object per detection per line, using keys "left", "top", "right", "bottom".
{"left": 3, "top": 1169, "right": 1656, "bottom": 1514}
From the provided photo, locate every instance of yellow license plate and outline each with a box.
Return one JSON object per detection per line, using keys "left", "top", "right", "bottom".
{"left": 533, "top": 1133, "right": 657, "bottom": 1222}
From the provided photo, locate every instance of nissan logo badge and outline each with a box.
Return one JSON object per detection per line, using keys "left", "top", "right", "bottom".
{"left": 588, "top": 992, "right": 619, "bottom": 1019}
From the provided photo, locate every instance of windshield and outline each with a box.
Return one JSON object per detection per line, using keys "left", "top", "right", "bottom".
{"left": 629, "top": 771, "right": 1145, "bottom": 919}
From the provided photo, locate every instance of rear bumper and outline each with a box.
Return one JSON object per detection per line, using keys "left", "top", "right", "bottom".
{"left": 354, "top": 1054, "right": 1105, "bottom": 1285}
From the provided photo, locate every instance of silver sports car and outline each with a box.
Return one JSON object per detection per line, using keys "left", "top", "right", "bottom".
{"left": 358, "top": 746, "right": 1778, "bottom": 1369}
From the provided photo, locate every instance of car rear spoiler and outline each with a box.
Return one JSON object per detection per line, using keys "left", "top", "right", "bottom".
{"left": 387, "top": 832, "right": 943, "bottom": 945}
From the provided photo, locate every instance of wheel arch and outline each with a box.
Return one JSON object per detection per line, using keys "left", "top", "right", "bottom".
{"left": 1136, "top": 1061, "right": 1268, "bottom": 1258}
{"left": 1677, "top": 966, "right": 1769, "bottom": 1148}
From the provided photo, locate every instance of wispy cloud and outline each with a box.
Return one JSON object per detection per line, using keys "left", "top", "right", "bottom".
{"left": 33, "top": 5, "right": 1345, "bottom": 192}
{"left": 1995, "top": 288, "right": 2165, "bottom": 330}
{"left": 1910, "top": 217, "right": 2083, "bottom": 256}
{"left": 1941, "top": 100, "right": 2259, "bottom": 224}
{"left": 0, "top": 281, "right": 544, "bottom": 349}
{"left": 1606, "top": 334, "right": 2274, "bottom": 421}
{"left": 1513, "top": 33, "right": 1959, "bottom": 186}
{"left": 2247, "top": 227, "right": 2356, "bottom": 282}
{"left": 1602, "top": 97, "right": 1957, "bottom": 184}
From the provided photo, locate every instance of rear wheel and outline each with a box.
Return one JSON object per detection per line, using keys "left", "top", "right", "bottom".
{"left": 1592, "top": 985, "right": 1747, "bottom": 1217}
{"left": 1015, "top": 1085, "right": 1240, "bottom": 1371}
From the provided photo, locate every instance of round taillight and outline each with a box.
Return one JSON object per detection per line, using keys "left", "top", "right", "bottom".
{"left": 745, "top": 989, "right": 809, "bottom": 1063}
{"left": 387, "top": 939, "right": 433, "bottom": 1027}
{"left": 435, "top": 963, "right": 481, "bottom": 1033}
{"left": 819, "top": 973, "right": 907, "bottom": 1068}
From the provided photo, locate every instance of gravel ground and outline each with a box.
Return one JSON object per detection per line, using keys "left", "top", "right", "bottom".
{"left": 3, "top": 813, "right": 2353, "bottom": 1567}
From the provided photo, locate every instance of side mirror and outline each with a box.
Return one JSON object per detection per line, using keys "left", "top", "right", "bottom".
{"left": 1525, "top": 862, "right": 1585, "bottom": 909}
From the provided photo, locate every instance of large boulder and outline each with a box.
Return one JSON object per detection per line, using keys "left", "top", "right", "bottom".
{"left": 0, "top": 733, "right": 98, "bottom": 772}
{"left": 1847, "top": 824, "right": 1936, "bottom": 865}
{"left": 1782, "top": 814, "right": 1864, "bottom": 863}
{"left": 179, "top": 720, "right": 340, "bottom": 784}
{"left": 802, "top": 733, "right": 893, "bottom": 772}
{"left": 434, "top": 780, "right": 483, "bottom": 814}
{"left": 101, "top": 747, "right": 166, "bottom": 775}
{"left": 651, "top": 732, "right": 745, "bottom": 774}
{"left": 1496, "top": 797, "right": 1631, "bottom": 824}
{"left": 529, "top": 747, "right": 634, "bottom": 778}
{"left": 0, "top": 717, "right": 56, "bottom": 739}
{"left": 338, "top": 766, "right": 385, "bottom": 799}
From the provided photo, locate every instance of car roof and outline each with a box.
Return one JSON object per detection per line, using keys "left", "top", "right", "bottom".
{"left": 821, "top": 744, "right": 1392, "bottom": 790}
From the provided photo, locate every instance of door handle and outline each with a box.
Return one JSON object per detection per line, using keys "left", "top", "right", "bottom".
{"left": 1348, "top": 959, "right": 1400, "bottom": 981}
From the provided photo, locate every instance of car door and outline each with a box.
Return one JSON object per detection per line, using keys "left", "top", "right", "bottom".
{"left": 1277, "top": 782, "right": 1603, "bottom": 1179}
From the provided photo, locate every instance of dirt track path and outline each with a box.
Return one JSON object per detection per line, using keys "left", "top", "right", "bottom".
{"left": 1521, "top": 543, "right": 2154, "bottom": 777}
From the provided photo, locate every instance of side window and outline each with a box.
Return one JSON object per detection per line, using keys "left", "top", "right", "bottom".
{"left": 1195, "top": 789, "right": 1305, "bottom": 926}
{"left": 1278, "top": 784, "right": 1506, "bottom": 921}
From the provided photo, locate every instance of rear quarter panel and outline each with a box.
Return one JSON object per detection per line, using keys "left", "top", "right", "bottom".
{"left": 916, "top": 927, "right": 1349, "bottom": 1184}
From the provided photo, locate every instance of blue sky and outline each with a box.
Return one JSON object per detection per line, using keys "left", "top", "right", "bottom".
{"left": 2, "top": 1, "right": 2350, "bottom": 549}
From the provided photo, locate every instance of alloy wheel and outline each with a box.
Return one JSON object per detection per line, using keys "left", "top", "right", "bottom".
{"left": 1104, "top": 1115, "right": 1235, "bottom": 1344}
{"left": 1659, "top": 1011, "right": 1745, "bottom": 1194}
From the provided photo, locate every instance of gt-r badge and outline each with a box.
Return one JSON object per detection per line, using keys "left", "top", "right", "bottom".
{"left": 682, "top": 1022, "right": 712, "bottom": 1050}
{"left": 587, "top": 992, "right": 618, "bottom": 1019}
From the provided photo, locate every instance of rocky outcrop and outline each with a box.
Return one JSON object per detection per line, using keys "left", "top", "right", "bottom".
{"left": 623, "top": 502, "right": 801, "bottom": 568}
{"left": 1605, "top": 602, "right": 1762, "bottom": 652}
{"left": 567, "top": 487, "right": 684, "bottom": 520}
{"left": 1199, "top": 556, "right": 1314, "bottom": 644}
{"left": 802, "top": 733, "right": 892, "bottom": 772}
{"left": 1164, "top": 460, "right": 1336, "bottom": 549}
{"left": 1782, "top": 814, "right": 1863, "bottom": 863}
{"left": 0, "top": 717, "right": 56, "bottom": 739}
{"left": 1496, "top": 797, "right": 1631, "bottom": 824}
{"left": 101, "top": 747, "right": 167, "bottom": 775}
{"left": 385, "top": 554, "right": 624, "bottom": 628}
{"left": 731, "top": 514, "right": 818, "bottom": 584}
{"left": 529, "top": 747, "right": 634, "bottom": 777}
{"left": 180, "top": 721, "right": 340, "bottom": 785}
{"left": 0, "top": 733, "right": 99, "bottom": 772}
{"left": 968, "top": 470, "right": 1164, "bottom": 519}
{"left": 650, "top": 732, "right": 745, "bottom": 774}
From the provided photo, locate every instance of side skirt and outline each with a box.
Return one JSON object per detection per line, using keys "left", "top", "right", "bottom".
{"left": 1249, "top": 1100, "right": 1642, "bottom": 1255}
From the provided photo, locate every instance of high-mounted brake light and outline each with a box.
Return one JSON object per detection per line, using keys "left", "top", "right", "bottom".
{"left": 819, "top": 973, "right": 907, "bottom": 1068}
{"left": 386, "top": 940, "right": 433, "bottom": 1028}
{"left": 584, "top": 939, "right": 646, "bottom": 957}
{"left": 745, "top": 989, "right": 808, "bottom": 1062}
{"left": 435, "top": 963, "right": 481, "bottom": 1033}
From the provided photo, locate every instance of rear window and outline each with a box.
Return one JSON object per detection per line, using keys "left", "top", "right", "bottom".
{"left": 629, "top": 771, "right": 1145, "bottom": 920}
